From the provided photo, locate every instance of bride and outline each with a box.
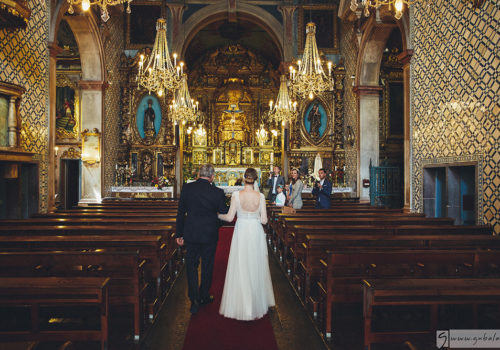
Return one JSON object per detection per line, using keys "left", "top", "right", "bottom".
{"left": 218, "top": 168, "right": 275, "bottom": 321}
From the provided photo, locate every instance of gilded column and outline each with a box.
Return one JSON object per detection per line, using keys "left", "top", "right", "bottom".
{"left": 398, "top": 49, "right": 413, "bottom": 212}
{"left": 48, "top": 42, "right": 63, "bottom": 211}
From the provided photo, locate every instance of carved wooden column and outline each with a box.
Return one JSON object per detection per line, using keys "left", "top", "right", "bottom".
{"left": 48, "top": 42, "right": 62, "bottom": 211}
{"left": 398, "top": 49, "right": 413, "bottom": 211}
{"left": 7, "top": 96, "right": 17, "bottom": 147}
{"left": 354, "top": 85, "right": 382, "bottom": 201}
{"left": 279, "top": 5, "right": 297, "bottom": 62}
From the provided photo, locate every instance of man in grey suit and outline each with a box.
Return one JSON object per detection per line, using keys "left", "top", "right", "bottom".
{"left": 266, "top": 166, "right": 285, "bottom": 203}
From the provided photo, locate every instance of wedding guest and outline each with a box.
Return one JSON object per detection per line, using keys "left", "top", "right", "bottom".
{"left": 274, "top": 185, "right": 286, "bottom": 207}
{"left": 266, "top": 166, "right": 285, "bottom": 202}
{"left": 312, "top": 168, "right": 332, "bottom": 209}
{"left": 286, "top": 168, "right": 303, "bottom": 209}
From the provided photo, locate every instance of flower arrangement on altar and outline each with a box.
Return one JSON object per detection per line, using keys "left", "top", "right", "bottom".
{"left": 151, "top": 176, "right": 171, "bottom": 190}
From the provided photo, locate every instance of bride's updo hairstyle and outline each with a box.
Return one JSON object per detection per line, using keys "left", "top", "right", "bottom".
{"left": 244, "top": 168, "right": 258, "bottom": 185}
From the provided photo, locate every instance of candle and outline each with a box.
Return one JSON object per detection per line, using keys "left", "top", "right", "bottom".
{"left": 115, "top": 164, "right": 118, "bottom": 170}
{"left": 335, "top": 166, "right": 337, "bottom": 171}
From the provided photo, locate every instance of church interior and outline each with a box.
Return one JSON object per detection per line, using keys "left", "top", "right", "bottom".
{"left": 0, "top": 0, "right": 499, "bottom": 349}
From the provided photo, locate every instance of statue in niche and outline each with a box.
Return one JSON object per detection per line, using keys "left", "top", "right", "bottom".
{"left": 142, "top": 153, "right": 152, "bottom": 180}
{"left": 308, "top": 103, "right": 322, "bottom": 140}
{"left": 144, "top": 99, "right": 156, "bottom": 136}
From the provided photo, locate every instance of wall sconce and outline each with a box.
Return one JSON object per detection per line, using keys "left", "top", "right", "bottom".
{"left": 81, "top": 128, "right": 101, "bottom": 164}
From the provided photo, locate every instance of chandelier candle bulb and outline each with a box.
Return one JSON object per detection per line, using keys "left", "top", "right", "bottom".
{"left": 173, "top": 53, "right": 177, "bottom": 67}
{"left": 82, "top": 0, "right": 90, "bottom": 11}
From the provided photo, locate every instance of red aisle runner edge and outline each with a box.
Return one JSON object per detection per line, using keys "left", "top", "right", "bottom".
{"left": 181, "top": 226, "right": 279, "bottom": 350}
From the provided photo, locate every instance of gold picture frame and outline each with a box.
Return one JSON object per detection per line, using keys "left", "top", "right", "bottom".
{"left": 298, "top": 5, "right": 339, "bottom": 54}
{"left": 81, "top": 128, "right": 100, "bottom": 164}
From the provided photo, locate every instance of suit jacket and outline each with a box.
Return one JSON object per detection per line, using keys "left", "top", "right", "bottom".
{"left": 176, "top": 179, "right": 228, "bottom": 244}
{"left": 312, "top": 179, "right": 332, "bottom": 209}
{"left": 266, "top": 175, "right": 285, "bottom": 199}
{"left": 288, "top": 179, "right": 304, "bottom": 209}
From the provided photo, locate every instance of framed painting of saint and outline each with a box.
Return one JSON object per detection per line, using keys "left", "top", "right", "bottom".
{"left": 135, "top": 95, "right": 162, "bottom": 139}
{"left": 298, "top": 5, "right": 339, "bottom": 54}
{"left": 303, "top": 100, "right": 329, "bottom": 145}
{"left": 56, "top": 86, "right": 78, "bottom": 139}
{"left": 126, "top": 2, "right": 163, "bottom": 49}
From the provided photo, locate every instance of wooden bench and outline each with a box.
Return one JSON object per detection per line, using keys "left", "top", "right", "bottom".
{"left": 0, "top": 251, "right": 146, "bottom": 342}
{"left": 0, "top": 277, "right": 109, "bottom": 350}
{"left": 317, "top": 249, "right": 500, "bottom": 341}
{"left": 296, "top": 233, "right": 499, "bottom": 306}
{"left": 363, "top": 278, "right": 500, "bottom": 349}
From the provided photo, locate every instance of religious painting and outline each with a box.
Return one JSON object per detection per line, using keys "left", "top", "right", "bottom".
{"left": 298, "top": 5, "right": 339, "bottom": 54}
{"left": 56, "top": 86, "right": 78, "bottom": 139}
{"left": 193, "top": 149, "right": 207, "bottom": 165}
{"left": 126, "top": 2, "right": 162, "bottom": 49}
{"left": 303, "top": 100, "right": 328, "bottom": 143}
{"left": 136, "top": 95, "right": 162, "bottom": 139}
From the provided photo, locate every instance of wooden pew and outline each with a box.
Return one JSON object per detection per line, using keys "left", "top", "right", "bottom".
{"left": 363, "top": 278, "right": 500, "bottom": 349}
{"left": 0, "top": 234, "right": 176, "bottom": 313}
{"left": 317, "top": 249, "right": 500, "bottom": 340}
{"left": 0, "top": 217, "right": 177, "bottom": 226}
{"left": 0, "top": 251, "right": 146, "bottom": 342}
{"left": 0, "top": 277, "right": 109, "bottom": 350}
{"left": 296, "top": 233, "right": 500, "bottom": 306}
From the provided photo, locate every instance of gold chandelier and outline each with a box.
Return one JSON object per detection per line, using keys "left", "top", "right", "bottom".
{"left": 169, "top": 74, "right": 199, "bottom": 124}
{"left": 255, "top": 124, "right": 268, "bottom": 146}
{"left": 290, "top": 22, "right": 333, "bottom": 100}
{"left": 67, "top": 0, "right": 130, "bottom": 22}
{"left": 350, "top": 0, "right": 421, "bottom": 20}
{"left": 137, "top": 18, "right": 182, "bottom": 97}
{"left": 268, "top": 75, "right": 298, "bottom": 124}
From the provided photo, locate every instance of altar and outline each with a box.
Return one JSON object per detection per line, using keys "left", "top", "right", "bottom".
{"left": 213, "top": 167, "right": 262, "bottom": 187}
{"left": 111, "top": 186, "right": 174, "bottom": 199}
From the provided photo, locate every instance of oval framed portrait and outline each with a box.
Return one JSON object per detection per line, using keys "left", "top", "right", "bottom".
{"left": 301, "top": 98, "right": 332, "bottom": 145}
{"left": 135, "top": 94, "right": 162, "bottom": 139}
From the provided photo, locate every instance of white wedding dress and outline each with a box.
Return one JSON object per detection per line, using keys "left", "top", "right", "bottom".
{"left": 218, "top": 190, "right": 275, "bottom": 321}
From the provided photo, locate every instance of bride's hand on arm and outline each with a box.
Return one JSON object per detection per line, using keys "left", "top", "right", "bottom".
{"left": 218, "top": 194, "right": 236, "bottom": 222}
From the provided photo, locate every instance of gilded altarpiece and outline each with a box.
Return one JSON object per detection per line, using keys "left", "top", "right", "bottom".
{"left": 182, "top": 44, "right": 282, "bottom": 183}
{"left": 116, "top": 52, "right": 177, "bottom": 186}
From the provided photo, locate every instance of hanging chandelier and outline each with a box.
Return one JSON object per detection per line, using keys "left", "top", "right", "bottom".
{"left": 169, "top": 74, "right": 199, "bottom": 124}
{"left": 289, "top": 22, "right": 334, "bottom": 100}
{"left": 350, "top": 0, "right": 421, "bottom": 20}
{"left": 67, "top": 0, "right": 131, "bottom": 22}
{"left": 137, "top": 18, "right": 182, "bottom": 97}
{"left": 268, "top": 75, "right": 298, "bottom": 124}
{"left": 255, "top": 124, "right": 268, "bottom": 146}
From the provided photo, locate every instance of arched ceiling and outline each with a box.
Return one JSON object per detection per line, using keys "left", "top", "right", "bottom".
{"left": 184, "top": 18, "right": 281, "bottom": 70}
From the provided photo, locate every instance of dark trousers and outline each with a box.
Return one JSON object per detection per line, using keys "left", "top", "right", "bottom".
{"left": 184, "top": 241, "right": 217, "bottom": 304}
{"left": 268, "top": 193, "right": 277, "bottom": 203}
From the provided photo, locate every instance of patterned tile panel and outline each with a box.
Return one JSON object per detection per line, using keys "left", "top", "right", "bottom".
{"left": 340, "top": 20, "right": 359, "bottom": 192}
{"left": 411, "top": 0, "right": 499, "bottom": 233}
{"left": 0, "top": 0, "right": 50, "bottom": 212}
{"left": 101, "top": 14, "right": 124, "bottom": 197}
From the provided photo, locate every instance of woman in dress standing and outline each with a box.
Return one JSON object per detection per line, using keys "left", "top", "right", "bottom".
{"left": 218, "top": 168, "right": 275, "bottom": 321}
{"left": 286, "top": 168, "right": 304, "bottom": 209}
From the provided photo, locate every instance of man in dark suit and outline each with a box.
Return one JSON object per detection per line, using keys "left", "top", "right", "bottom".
{"left": 266, "top": 166, "right": 285, "bottom": 203}
{"left": 312, "top": 168, "right": 332, "bottom": 209}
{"left": 176, "top": 164, "right": 228, "bottom": 314}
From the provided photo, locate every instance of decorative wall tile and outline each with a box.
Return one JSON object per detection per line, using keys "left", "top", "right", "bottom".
{"left": 0, "top": 0, "right": 50, "bottom": 212}
{"left": 411, "top": 0, "right": 499, "bottom": 233}
{"left": 101, "top": 14, "right": 124, "bottom": 197}
{"left": 340, "top": 20, "right": 359, "bottom": 192}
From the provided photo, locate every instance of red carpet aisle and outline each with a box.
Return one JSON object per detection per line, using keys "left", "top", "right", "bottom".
{"left": 182, "top": 226, "right": 279, "bottom": 350}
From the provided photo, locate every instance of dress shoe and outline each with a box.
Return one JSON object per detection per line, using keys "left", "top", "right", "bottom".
{"left": 199, "top": 295, "right": 214, "bottom": 305}
{"left": 189, "top": 301, "right": 199, "bottom": 314}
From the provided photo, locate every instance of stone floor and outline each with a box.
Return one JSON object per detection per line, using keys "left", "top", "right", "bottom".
{"left": 140, "top": 246, "right": 327, "bottom": 350}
